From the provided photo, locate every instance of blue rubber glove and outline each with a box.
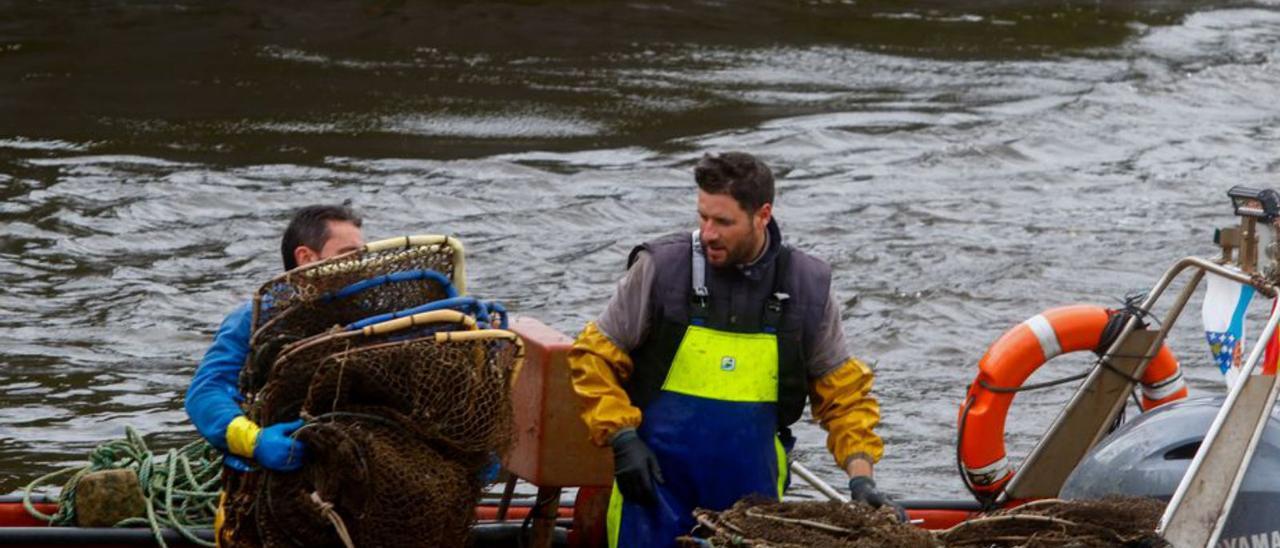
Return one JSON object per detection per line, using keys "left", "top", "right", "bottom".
{"left": 253, "top": 419, "right": 307, "bottom": 472}
{"left": 223, "top": 454, "right": 254, "bottom": 473}
{"left": 848, "top": 476, "right": 907, "bottom": 522}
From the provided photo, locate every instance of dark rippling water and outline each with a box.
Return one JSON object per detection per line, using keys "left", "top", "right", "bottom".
{"left": 2, "top": 1, "right": 1280, "bottom": 502}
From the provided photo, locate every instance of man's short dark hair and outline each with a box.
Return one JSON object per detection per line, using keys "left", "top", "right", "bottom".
{"left": 280, "top": 204, "right": 363, "bottom": 271}
{"left": 694, "top": 152, "right": 775, "bottom": 214}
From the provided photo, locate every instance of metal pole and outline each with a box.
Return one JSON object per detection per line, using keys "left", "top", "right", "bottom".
{"left": 1159, "top": 301, "right": 1280, "bottom": 546}
{"left": 789, "top": 461, "right": 845, "bottom": 503}
{"left": 495, "top": 475, "right": 517, "bottom": 522}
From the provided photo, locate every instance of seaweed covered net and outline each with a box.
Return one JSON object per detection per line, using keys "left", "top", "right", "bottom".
{"left": 685, "top": 498, "right": 939, "bottom": 548}
{"left": 684, "top": 496, "right": 1169, "bottom": 548}
{"left": 938, "top": 497, "right": 1169, "bottom": 548}
{"left": 242, "top": 235, "right": 465, "bottom": 398}
{"left": 223, "top": 325, "right": 523, "bottom": 548}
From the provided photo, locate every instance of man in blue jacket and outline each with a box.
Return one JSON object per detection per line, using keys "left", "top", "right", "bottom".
{"left": 185, "top": 204, "right": 364, "bottom": 472}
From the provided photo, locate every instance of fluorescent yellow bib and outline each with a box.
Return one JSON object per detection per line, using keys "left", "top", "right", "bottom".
{"left": 661, "top": 326, "right": 779, "bottom": 403}
{"left": 607, "top": 325, "right": 787, "bottom": 548}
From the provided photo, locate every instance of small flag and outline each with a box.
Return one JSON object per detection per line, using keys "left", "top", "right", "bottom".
{"left": 1203, "top": 270, "right": 1255, "bottom": 385}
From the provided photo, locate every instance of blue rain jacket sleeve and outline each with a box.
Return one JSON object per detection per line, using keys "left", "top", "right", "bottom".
{"left": 185, "top": 302, "right": 253, "bottom": 452}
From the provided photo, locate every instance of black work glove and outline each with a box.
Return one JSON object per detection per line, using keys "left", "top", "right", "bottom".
{"left": 848, "top": 476, "right": 908, "bottom": 523}
{"left": 611, "top": 429, "right": 664, "bottom": 506}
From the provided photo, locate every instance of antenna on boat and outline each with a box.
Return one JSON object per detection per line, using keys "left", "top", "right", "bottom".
{"left": 1159, "top": 186, "right": 1280, "bottom": 547}
{"left": 1216, "top": 186, "right": 1280, "bottom": 274}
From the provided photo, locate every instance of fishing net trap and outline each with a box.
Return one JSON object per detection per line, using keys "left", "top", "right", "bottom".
{"left": 220, "top": 234, "right": 521, "bottom": 548}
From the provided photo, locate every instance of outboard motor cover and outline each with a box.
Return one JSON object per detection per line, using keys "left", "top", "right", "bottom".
{"left": 1061, "top": 396, "right": 1280, "bottom": 545}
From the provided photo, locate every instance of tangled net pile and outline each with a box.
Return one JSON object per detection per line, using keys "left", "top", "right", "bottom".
{"left": 684, "top": 496, "right": 1169, "bottom": 548}
{"left": 684, "top": 498, "right": 938, "bottom": 548}
{"left": 221, "top": 235, "right": 522, "bottom": 548}
{"left": 938, "top": 497, "right": 1169, "bottom": 547}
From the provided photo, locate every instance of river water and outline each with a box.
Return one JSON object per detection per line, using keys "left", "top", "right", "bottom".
{"left": 2, "top": 1, "right": 1280, "bottom": 502}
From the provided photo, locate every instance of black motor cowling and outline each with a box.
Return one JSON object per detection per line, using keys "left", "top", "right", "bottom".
{"left": 1061, "top": 396, "right": 1280, "bottom": 543}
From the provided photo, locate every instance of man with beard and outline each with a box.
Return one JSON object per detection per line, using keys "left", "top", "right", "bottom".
{"left": 567, "top": 152, "right": 900, "bottom": 547}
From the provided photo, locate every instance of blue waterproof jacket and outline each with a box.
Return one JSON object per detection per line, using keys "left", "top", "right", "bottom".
{"left": 185, "top": 302, "right": 252, "bottom": 451}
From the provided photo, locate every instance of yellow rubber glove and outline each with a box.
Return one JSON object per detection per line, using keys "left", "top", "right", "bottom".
{"left": 225, "top": 416, "right": 261, "bottom": 459}
{"left": 225, "top": 416, "right": 307, "bottom": 472}
{"left": 567, "top": 322, "right": 643, "bottom": 447}
{"left": 810, "top": 358, "right": 884, "bottom": 468}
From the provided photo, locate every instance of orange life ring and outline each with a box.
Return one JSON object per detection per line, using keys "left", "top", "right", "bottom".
{"left": 957, "top": 304, "right": 1189, "bottom": 499}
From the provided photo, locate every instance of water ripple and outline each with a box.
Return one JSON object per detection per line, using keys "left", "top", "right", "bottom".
{"left": 1, "top": 3, "right": 1279, "bottom": 501}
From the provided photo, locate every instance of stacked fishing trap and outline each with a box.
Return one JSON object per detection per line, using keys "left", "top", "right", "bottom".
{"left": 220, "top": 235, "right": 522, "bottom": 548}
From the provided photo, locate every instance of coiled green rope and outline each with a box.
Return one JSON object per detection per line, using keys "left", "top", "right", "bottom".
{"left": 22, "top": 427, "right": 222, "bottom": 548}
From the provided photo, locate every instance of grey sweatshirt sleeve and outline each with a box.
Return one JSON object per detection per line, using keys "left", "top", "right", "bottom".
{"left": 808, "top": 286, "right": 855, "bottom": 378}
{"left": 595, "top": 251, "right": 656, "bottom": 353}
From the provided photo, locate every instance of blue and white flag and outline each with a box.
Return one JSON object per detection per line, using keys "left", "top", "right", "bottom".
{"left": 1203, "top": 270, "right": 1255, "bottom": 386}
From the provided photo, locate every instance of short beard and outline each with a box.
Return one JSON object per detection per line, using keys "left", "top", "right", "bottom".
{"left": 725, "top": 231, "right": 762, "bottom": 266}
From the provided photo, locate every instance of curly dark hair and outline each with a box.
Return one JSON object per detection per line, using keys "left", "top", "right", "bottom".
{"left": 693, "top": 151, "right": 775, "bottom": 213}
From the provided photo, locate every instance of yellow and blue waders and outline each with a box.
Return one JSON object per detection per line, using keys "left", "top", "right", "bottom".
{"left": 608, "top": 232, "right": 794, "bottom": 548}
